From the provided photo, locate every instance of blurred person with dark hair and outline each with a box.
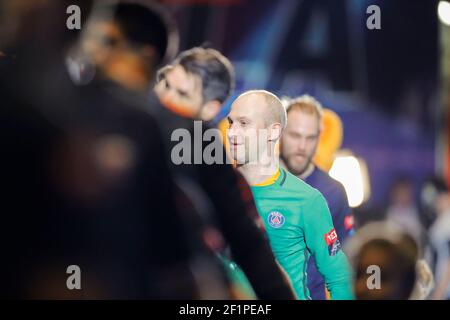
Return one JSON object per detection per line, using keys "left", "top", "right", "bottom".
{"left": 421, "top": 177, "right": 450, "bottom": 299}
{"left": 280, "top": 95, "right": 355, "bottom": 300}
{"left": 154, "top": 47, "right": 234, "bottom": 122}
{"left": 78, "top": 2, "right": 295, "bottom": 300}
{"left": 346, "top": 222, "right": 419, "bottom": 300}
{"left": 75, "top": 1, "right": 177, "bottom": 90}
{"left": 0, "top": 0, "right": 206, "bottom": 299}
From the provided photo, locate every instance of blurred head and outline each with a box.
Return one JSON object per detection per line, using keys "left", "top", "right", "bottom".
{"left": 80, "top": 2, "right": 175, "bottom": 92}
{"left": 347, "top": 222, "right": 418, "bottom": 300}
{"left": 155, "top": 47, "right": 235, "bottom": 121}
{"left": 227, "top": 90, "right": 286, "bottom": 166}
{"left": 280, "top": 95, "right": 323, "bottom": 176}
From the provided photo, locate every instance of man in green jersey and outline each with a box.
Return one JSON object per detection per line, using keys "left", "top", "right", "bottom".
{"left": 226, "top": 90, "right": 354, "bottom": 300}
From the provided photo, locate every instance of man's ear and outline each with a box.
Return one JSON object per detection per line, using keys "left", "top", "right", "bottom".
{"left": 268, "top": 123, "right": 282, "bottom": 142}
{"left": 200, "top": 100, "right": 222, "bottom": 121}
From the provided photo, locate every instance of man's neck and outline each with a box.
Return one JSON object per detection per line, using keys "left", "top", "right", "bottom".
{"left": 299, "top": 162, "right": 315, "bottom": 180}
{"left": 237, "top": 162, "right": 279, "bottom": 186}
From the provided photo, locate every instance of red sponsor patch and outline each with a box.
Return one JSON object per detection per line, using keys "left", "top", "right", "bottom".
{"left": 324, "top": 228, "right": 338, "bottom": 246}
{"left": 344, "top": 215, "right": 354, "bottom": 230}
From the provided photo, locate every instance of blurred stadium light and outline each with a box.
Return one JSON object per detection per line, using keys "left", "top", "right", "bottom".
{"left": 329, "top": 150, "right": 371, "bottom": 208}
{"left": 438, "top": 1, "right": 450, "bottom": 26}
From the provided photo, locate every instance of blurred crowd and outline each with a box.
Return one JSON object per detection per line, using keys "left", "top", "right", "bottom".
{"left": 0, "top": 0, "right": 449, "bottom": 300}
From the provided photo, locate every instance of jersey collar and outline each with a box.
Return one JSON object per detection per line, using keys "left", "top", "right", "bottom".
{"left": 252, "top": 168, "right": 282, "bottom": 187}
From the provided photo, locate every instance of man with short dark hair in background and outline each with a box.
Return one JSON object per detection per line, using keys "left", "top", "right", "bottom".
{"left": 155, "top": 47, "right": 234, "bottom": 121}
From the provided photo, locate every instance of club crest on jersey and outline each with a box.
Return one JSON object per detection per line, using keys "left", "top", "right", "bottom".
{"left": 324, "top": 228, "right": 342, "bottom": 256}
{"left": 267, "top": 211, "right": 285, "bottom": 228}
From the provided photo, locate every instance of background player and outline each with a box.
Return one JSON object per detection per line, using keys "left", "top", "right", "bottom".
{"left": 155, "top": 47, "right": 234, "bottom": 122}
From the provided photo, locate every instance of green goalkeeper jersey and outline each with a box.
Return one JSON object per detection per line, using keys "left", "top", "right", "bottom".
{"left": 250, "top": 167, "right": 354, "bottom": 300}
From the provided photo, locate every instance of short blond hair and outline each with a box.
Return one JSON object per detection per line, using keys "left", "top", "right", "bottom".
{"left": 285, "top": 94, "right": 323, "bottom": 122}
{"left": 236, "top": 90, "right": 287, "bottom": 130}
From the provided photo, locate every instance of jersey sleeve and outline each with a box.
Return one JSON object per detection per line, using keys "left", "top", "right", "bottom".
{"left": 198, "top": 151, "right": 296, "bottom": 300}
{"left": 302, "top": 192, "right": 354, "bottom": 300}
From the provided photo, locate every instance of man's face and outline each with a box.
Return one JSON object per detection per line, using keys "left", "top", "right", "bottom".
{"left": 227, "top": 94, "right": 269, "bottom": 165}
{"left": 154, "top": 65, "right": 204, "bottom": 118}
{"left": 391, "top": 183, "right": 414, "bottom": 207}
{"left": 82, "top": 20, "right": 129, "bottom": 70}
{"left": 281, "top": 109, "right": 320, "bottom": 176}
